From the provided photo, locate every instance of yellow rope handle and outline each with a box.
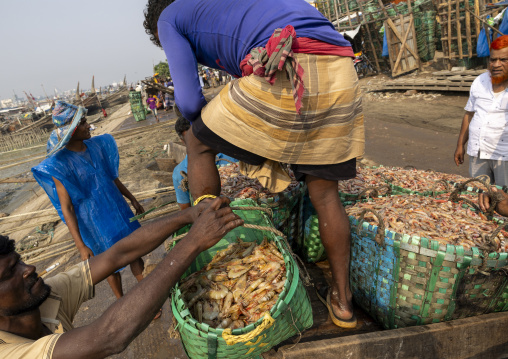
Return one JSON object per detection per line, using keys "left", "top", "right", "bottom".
{"left": 221, "top": 313, "right": 275, "bottom": 345}
{"left": 193, "top": 194, "right": 217, "bottom": 206}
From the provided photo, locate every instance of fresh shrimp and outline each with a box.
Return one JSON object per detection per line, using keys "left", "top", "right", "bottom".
{"left": 228, "top": 265, "right": 251, "bottom": 279}
{"left": 207, "top": 283, "right": 229, "bottom": 300}
{"left": 221, "top": 292, "right": 233, "bottom": 315}
{"left": 232, "top": 274, "right": 248, "bottom": 302}
{"left": 206, "top": 269, "right": 228, "bottom": 282}
{"left": 259, "top": 262, "right": 281, "bottom": 277}
{"left": 241, "top": 242, "right": 256, "bottom": 258}
{"left": 202, "top": 300, "right": 220, "bottom": 320}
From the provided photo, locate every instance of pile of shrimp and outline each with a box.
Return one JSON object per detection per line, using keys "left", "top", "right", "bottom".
{"left": 338, "top": 166, "right": 390, "bottom": 194}
{"left": 178, "top": 239, "right": 287, "bottom": 329}
{"left": 338, "top": 167, "right": 468, "bottom": 195}
{"left": 219, "top": 163, "right": 299, "bottom": 199}
{"left": 375, "top": 167, "right": 468, "bottom": 193}
{"left": 346, "top": 195, "right": 507, "bottom": 252}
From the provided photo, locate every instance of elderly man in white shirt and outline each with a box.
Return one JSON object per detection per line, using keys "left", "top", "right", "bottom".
{"left": 454, "top": 35, "right": 508, "bottom": 187}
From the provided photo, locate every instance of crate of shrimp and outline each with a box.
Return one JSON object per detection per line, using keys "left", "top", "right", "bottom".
{"left": 170, "top": 199, "right": 313, "bottom": 359}
{"left": 346, "top": 195, "right": 508, "bottom": 329}
{"left": 219, "top": 162, "right": 306, "bottom": 248}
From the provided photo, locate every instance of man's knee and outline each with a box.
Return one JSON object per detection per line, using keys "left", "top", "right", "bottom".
{"left": 184, "top": 126, "right": 215, "bottom": 155}
{"left": 306, "top": 176, "right": 340, "bottom": 208}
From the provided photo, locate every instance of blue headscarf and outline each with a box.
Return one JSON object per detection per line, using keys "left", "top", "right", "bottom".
{"left": 46, "top": 101, "right": 87, "bottom": 157}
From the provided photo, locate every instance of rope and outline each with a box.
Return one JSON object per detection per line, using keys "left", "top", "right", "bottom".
{"left": 449, "top": 177, "right": 501, "bottom": 216}
{"left": 356, "top": 184, "right": 392, "bottom": 200}
{"left": 430, "top": 179, "right": 450, "bottom": 196}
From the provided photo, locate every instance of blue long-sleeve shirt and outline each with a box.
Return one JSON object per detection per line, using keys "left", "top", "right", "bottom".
{"left": 157, "top": 0, "right": 350, "bottom": 122}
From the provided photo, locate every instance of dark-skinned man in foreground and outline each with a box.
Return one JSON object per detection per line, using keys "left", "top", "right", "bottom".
{"left": 0, "top": 197, "right": 242, "bottom": 358}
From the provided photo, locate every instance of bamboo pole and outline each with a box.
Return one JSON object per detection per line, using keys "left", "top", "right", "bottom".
{"left": 448, "top": 0, "right": 453, "bottom": 67}
{"left": 465, "top": 0, "right": 472, "bottom": 57}
{"left": 333, "top": 0, "right": 340, "bottom": 26}
{"left": 466, "top": 8, "right": 505, "bottom": 36}
{"left": 456, "top": 0, "right": 463, "bottom": 59}
{"left": 474, "top": 0, "right": 481, "bottom": 39}
{"left": 359, "top": 0, "right": 381, "bottom": 72}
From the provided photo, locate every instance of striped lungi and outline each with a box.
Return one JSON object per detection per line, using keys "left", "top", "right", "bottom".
{"left": 201, "top": 53, "right": 365, "bottom": 165}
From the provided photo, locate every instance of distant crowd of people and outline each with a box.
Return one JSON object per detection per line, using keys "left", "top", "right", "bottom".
{"left": 199, "top": 68, "right": 229, "bottom": 89}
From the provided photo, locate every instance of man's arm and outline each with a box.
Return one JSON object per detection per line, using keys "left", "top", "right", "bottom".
{"left": 52, "top": 197, "right": 242, "bottom": 359}
{"left": 53, "top": 177, "right": 94, "bottom": 261}
{"left": 454, "top": 111, "right": 474, "bottom": 166}
{"left": 158, "top": 20, "right": 207, "bottom": 122}
{"left": 113, "top": 178, "right": 144, "bottom": 215}
{"left": 87, "top": 204, "right": 196, "bottom": 285}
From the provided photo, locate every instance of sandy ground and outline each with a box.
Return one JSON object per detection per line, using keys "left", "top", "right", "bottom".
{"left": 0, "top": 80, "right": 475, "bottom": 358}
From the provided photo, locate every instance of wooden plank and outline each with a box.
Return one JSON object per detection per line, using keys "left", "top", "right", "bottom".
{"left": 268, "top": 312, "right": 508, "bottom": 359}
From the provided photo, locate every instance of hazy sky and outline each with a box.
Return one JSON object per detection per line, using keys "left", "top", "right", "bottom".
{"left": 0, "top": 1, "right": 167, "bottom": 101}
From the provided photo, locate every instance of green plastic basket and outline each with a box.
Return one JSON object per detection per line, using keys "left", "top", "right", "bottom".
{"left": 348, "top": 208, "right": 508, "bottom": 329}
{"left": 128, "top": 91, "right": 146, "bottom": 122}
{"left": 170, "top": 199, "right": 313, "bottom": 359}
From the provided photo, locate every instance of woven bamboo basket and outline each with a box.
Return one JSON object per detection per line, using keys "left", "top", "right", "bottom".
{"left": 349, "top": 208, "right": 508, "bottom": 329}
{"left": 170, "top": 199, "right": 313, "bottom": 359}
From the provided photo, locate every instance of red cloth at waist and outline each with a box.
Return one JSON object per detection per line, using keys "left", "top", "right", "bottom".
{"left": 240, "top": 37, "right": 354, "bottom": 77}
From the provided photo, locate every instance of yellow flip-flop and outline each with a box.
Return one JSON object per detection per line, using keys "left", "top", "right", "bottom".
{"left": 316, "top": 287, "right": 357, "bottom": 328}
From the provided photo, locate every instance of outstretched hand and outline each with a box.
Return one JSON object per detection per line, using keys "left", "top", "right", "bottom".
{"left": 187, "top": 197, "right": 243, "bottom": 252}
{"left": 478, "top": 187, "right": 508, "bottom": 217}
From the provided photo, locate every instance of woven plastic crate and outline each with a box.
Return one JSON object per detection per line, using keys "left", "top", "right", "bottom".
{"left": 222, "top": 181, "right": 306, "bottom": 248}
{"left": 278, "top": 193, "right": 305, "bottom": 251}
{"left": 170, "top": 199, "right": 313, "bottom": 359}
{"left": 349, "top": 209, "right": 508, "bottom": 329}
{"left": 254, "top": 182, "right": 305, "bottom": 231}
{"left": 302, "top": 214, "right": 327, "bottom": 263}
